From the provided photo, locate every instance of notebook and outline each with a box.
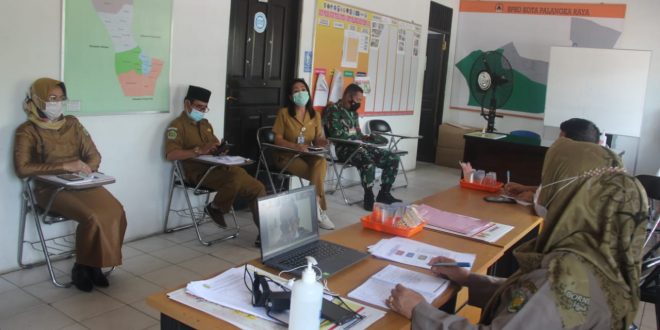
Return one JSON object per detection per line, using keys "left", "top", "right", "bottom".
{"left": 258, "top": 186, "right": 367, "bottom": 278}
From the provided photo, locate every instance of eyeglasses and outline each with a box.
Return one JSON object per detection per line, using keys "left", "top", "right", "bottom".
{"left": 191, "top": 103, "right": 210, "bottom": 113}
{"left": 45, "top": 95, "right": 67, "bottom": 102}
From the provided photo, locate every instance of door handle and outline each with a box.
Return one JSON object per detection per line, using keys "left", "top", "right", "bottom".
{"left": 226, "top": 96, "right": 238, "bottom": 102}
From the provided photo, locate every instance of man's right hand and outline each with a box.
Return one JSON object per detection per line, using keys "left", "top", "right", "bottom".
{"left": 199, "top": 142, "right": 221, "bottom": 155}
{"left": 429, "top": 256, "right": 470, "bottom": 286}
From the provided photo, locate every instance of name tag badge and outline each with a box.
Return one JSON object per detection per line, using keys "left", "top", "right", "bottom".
{"left": 348, "top": 128, "right": 357, "bottom": 135}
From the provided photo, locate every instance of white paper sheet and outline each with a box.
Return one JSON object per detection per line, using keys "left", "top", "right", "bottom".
{"left": 38, "top": 172, "right": 115, "bottom": 187}
{"left": 368, "top": 237, "right": 476, "bottom": 270}
{"left": 313, "top": 73, "right": 329, "bottom": 107}
{"left": 195, "top": 155, "right": 248, "bottom": 165}
{"left": 348, "top": 265, "right": 449, "bottom": 309}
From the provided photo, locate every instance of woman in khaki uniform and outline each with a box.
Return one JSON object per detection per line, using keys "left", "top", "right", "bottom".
{"left": 13, "top": 78, "right": 127, "bottom": 292}
{"left": 388, "top": 138, "right": 647, "bottom": 329}
{"left": 272, "top": 78, "right": 335, "bottom": 230}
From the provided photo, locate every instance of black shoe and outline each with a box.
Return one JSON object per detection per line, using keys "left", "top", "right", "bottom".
{"left": 205, "top": 203, "right": 227, "bottom": 227}
{"left": 376, "top": 190, "right": 402, "bottom": 204}
{"left": 363, "top": 189, "right": 375, "bottom": 211}
{"left": 254, "top": 235, "right": 261, "bottom": 248}
{"left": 71, "top": 263, "right": 93, "bottom": 292}
{"left": 87, "top": 267, "right": 109, "bottom": 287}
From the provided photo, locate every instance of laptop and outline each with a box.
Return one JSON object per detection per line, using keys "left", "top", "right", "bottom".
{"left": 258, "top": 186, "right": 367, "bottom": 278}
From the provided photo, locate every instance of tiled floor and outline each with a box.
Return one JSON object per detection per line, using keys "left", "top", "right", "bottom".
{"left": 0, "top": 163, "right": 656, "bottom": 329}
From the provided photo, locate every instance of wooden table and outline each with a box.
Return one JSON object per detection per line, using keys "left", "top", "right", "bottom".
{"left": 147, "top": 224, "right": 501, "bottom": 329}
{"left": 416, "top": 186, "right": 543, "bottom": 250}
{"left": 147, "top": 185, "right": 541, "bottom": 329}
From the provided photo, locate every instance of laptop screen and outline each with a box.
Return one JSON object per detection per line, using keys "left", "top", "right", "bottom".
{"left": 258, "top": 186, "right": 319, "bottom": 261}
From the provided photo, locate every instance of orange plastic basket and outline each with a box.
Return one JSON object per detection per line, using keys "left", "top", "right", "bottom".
{"left": 459, "top": 179, "right": 503, "bottom": 193}
{"left": 360, "top": 215, "right": 424, "bottom": 237}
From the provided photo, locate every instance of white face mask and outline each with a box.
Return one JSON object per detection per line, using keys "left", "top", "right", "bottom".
{"left": 187, "top": 107, "right": 205, "bottom": 122}
{"left": 533, "top": 176, "right": 581, "bottom": 217}
{"left": 533, "top": 186, "right": 547, "bottom": 218}
{"left": 43, "top": 101, "right": 64, "bottom": 121}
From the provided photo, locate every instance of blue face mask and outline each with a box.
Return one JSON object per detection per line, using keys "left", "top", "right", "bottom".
{"left": 187, "top": 108, "right": 205, "bottom": 122}
{"left": 292, "top": 91, "right": 310, "bottom": 106}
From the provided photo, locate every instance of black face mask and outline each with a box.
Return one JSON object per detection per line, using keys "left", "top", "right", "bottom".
{"left": 349, "top": 102, "right": 361, "bottom": 111}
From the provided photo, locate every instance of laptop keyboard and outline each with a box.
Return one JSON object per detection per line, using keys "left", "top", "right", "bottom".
{"left": 279, "top": 242, "right": 347, "bottom": 268}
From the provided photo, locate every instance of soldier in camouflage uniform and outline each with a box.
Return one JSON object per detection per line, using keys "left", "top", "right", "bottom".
{"left": 324, "top": 84, "right": 402, "bottom": 211}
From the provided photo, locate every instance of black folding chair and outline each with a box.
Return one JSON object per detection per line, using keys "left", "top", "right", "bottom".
{"left": 163, "top": 160, "right": 240, "bottom": 246}
{"left": 635, "top": 174, "right": 660, "bottom": 330}
{"left": 368, "top": 119, "right": 422, "bottom": 189}
{"left": 255, "top": 126, "right": 307, "bottom": 194}
{"left": 18, "top": 178, "right": 114, "bottom": 288}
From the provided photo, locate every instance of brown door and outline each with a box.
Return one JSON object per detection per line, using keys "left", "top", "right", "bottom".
{"left": 417, "top": 2, "right": 452, "bottom": 163}
{"left": 225, "top": 0, "right": 300, "bottom": 160}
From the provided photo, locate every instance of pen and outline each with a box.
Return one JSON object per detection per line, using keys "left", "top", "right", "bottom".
{"left": 506, "top": 170, "right": 510, "bottom": 184}
{"left": 431, "top": 262, "right": 471, "bottom": 268}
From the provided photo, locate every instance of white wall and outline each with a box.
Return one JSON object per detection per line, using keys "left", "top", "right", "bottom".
{"left": 0, "top": 0, "right": 460, "bottom": 273}
{"left": 0, "top": 0, "right": 232, "bottom": 273}
{"left": 443, "top": 0, "right": 660, "bottom": 175}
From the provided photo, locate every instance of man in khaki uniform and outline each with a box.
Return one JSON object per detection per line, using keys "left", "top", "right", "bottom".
{"left": 165, "top": 85, "right": 266, "bottom": 245}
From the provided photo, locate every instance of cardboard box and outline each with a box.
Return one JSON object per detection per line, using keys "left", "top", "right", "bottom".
{"left": 435, "top": 123, "right": 480, "bottom": 168}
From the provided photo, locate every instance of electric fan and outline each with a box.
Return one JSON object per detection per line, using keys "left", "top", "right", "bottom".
{"left": 468, "top": 51, "right": 514, "bottom": 133}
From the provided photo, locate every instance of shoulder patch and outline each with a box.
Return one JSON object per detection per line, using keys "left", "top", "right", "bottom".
{"left": 167, "top": 127, "right": 178, "bottom": 140}
{"left": 507, "top": 281, "right": 537, "bottom": 313}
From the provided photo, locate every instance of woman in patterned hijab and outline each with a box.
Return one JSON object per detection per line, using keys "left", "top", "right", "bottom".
{"left": 389, "top": 137, "right": 648, "bottom": 329}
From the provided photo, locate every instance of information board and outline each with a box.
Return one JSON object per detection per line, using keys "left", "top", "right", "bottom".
{"left": 311, "top": 0, "right": 421, "bottom": 116}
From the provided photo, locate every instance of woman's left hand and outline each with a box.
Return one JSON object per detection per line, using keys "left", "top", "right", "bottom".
{"left": 387, "top": 284, "right": 425, "bottom": 319}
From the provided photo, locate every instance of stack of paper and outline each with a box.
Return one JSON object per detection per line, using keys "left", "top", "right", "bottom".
{"left": 172, "top": 264, "right": 386, "bottom": 329}
{"left": 185, "top": 267, "right": 276, "bottom": 321}
{"left": 418, "top": 204, "right": 514, "bottom": 243}
{"left": 368, "top": 237, "right": 476, "bottom": 270}
{"left": 348, "top": 265, "right": 449, "bottom": 309}
{"left": 417, "top": 205, "right": 494, "bottom": 236}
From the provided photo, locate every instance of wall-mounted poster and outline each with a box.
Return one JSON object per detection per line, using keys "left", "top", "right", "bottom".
{"left": 312, "top": 0, "right": 421, "bottom": 116}
{"left": 63, "top": 0, "right": 172, "bottom": 115}
{"left": 449, "top": 1, "right": 626, "bottom": 116}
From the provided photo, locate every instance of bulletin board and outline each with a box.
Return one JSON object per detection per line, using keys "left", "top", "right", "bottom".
{"left": 311, "top": 0, "right": 422, "bottom": 116}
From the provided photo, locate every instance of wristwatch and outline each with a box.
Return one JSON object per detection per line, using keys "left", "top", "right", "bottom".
{"left": 193, "top": 146, "right": 201, "bottom": 155}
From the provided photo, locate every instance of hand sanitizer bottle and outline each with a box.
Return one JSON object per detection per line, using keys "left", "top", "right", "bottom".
{"left": 289, "top": 256, "right": 323, "bottom": 329}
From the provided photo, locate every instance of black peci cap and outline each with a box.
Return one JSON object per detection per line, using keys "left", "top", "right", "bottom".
{"left": 185, "top": 85, "right": 211, "bottom": 102}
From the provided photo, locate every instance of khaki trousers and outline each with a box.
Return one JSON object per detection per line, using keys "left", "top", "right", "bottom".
{"left": 36, "top": 186, "right": 127, "bottom": 268}
{"left": 275, "top": 154, "right": 328, "bottom": 210}
{"left": 186, "top": 164, "right": 266, "bottom": 225}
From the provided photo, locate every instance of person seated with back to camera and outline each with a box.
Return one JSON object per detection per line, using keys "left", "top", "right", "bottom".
{"left": 324, "top": 83, "right": 402, "bottom": 211}
{"left": 271, "top": 78, "right": 334, "bottom": 230}
{"left": 165, "top": 85, "right": 266, "bottom": 246}
{"left": 13, "top": 77, "right": 127, "bottom": 292}
{"left": 503, "top": 118, "right": 602, "bottom": 203}
{"left": 388, "top": 137, "right": 647, "bottom": 329}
